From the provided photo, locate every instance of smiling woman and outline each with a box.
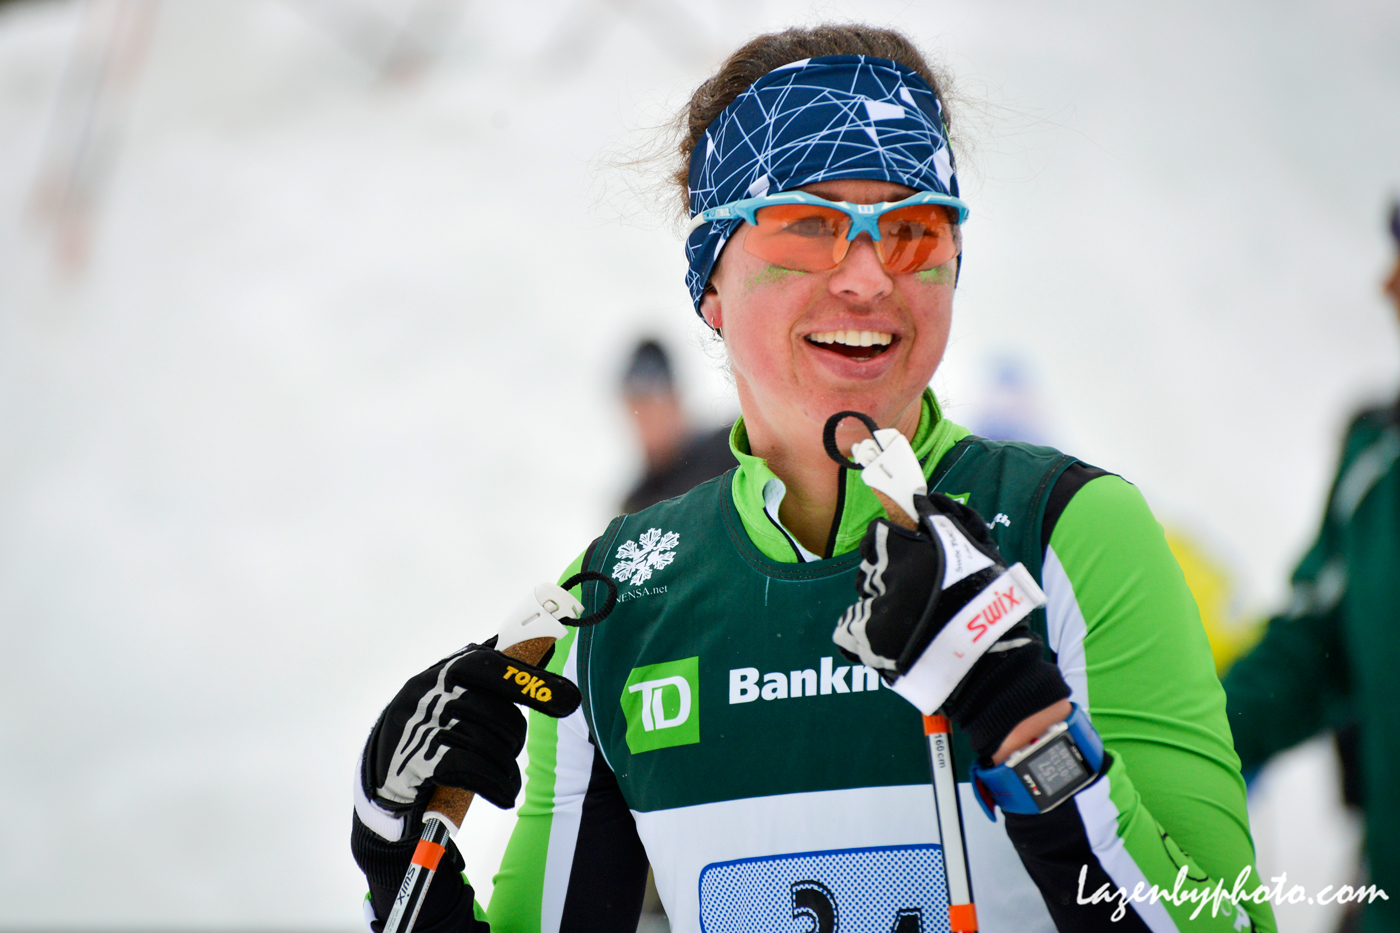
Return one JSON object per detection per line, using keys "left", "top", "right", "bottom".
{"left": 351, "top": 25, "right": 1276, "bottom": 933}
{"left": 701, "top": 176, "right": 959, "bottom": 552}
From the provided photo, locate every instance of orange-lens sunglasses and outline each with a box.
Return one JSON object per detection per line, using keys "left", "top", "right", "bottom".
{"left": 687, "top": 190, "right": 969, "bottom": 274}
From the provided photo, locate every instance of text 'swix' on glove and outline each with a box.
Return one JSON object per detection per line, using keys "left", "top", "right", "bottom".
{"left": 833, "top": 492, "right": 1070, "bottom": 760}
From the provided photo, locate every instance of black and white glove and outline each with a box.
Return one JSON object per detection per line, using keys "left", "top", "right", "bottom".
{"left": 833, "top": 493, "right": 1069, "bottom": 760}
{"left": 355, "top": 639, "right": 581, "bottom": 842}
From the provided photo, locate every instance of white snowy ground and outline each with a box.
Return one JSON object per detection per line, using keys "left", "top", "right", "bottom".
{"left": 0, "top": 1, "right": 1397, "bottom": 929}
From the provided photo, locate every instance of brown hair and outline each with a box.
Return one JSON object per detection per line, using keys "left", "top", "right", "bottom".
{"left": 671, "top": 25, "right": 952, "bottom": 215}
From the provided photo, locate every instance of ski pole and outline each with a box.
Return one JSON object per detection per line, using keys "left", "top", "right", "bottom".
{"left": 871, "top": 495, "right": 980, "bottom": 933}
{"left": 823, "top": 411, "right": 979, "bottom": 933}
{"left": 923, "top": 713, "right": 978, "bottom": 933}
{"left": 382, "top": 571, "right": 617, "bottom": 933}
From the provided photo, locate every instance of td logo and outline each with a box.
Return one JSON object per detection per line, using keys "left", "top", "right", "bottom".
{"left": 621, "top": 657, "right": 700, "bottom": 754}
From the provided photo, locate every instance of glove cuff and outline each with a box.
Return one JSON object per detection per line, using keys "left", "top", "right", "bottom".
{"left": 351, "top": 810, "right": 465, "bottom": 890}
{"left": 354, "top": 812, "right": 476, "bottom": 933}
{"left": 943, "top": 630, "right": 1071, "bottom": 760}
{"left": 356, "top": 749, "right": 411, "bottom": 841}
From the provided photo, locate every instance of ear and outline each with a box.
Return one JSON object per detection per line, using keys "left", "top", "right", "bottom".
{"left": 699, "top": 288, "right": 723, "bottom": 334}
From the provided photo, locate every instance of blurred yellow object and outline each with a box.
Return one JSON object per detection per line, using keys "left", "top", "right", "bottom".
{"left": 1164, "top": 527, "right": 1263, "bottom": 675}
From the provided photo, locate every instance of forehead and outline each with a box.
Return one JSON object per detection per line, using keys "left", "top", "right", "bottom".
{"left": 795, "top": 178, "right": 919, "bottom": 205}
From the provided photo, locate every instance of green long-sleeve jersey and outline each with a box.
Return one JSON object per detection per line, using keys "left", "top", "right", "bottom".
{"left": 1225, "top": 400, "right": 1400, "bottom": 931}
{"left": 472, "top": 392, "right": 1271, "bottom": 933}
{"left": 358, "top": 392, "right": 1270, "bottom": 933}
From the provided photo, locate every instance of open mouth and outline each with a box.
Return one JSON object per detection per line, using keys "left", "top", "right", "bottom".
{"left": 805, "top": 330, "right": 896, "bottom": 362}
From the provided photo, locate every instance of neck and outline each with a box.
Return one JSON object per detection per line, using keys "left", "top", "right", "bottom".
{"left": 740, "top": 389, "right": 924, "bottom": 555}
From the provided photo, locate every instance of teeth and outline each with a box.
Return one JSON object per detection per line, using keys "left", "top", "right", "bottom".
{"left": 808, "top": 331, "right": 893, "bottom": 347}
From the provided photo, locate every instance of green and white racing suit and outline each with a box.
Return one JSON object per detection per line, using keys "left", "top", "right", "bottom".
{"left": 392, "top": 392, "right": 1272, "bottom": 933}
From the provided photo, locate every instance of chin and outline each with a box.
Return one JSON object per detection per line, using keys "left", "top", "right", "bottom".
{"left": 808, "top": 386, "right": 919, "bottom": 424}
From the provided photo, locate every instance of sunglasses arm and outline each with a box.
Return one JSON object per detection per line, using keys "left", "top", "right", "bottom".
{"left": 686, "top": 204, "right": 761, "bottom": 236}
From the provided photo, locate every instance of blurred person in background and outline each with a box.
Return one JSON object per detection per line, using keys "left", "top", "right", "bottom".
{"left": 967, "top": 355, "right": 1049, "bottom": 447}
{"left": 620, "top": 338, "right": 736, "bottom": 514}
{"left": 352, "top": 25, "right": 1272, "bottom": 933}
{"left": 1224, "top": 201, "right": 1400, "bottom": 932}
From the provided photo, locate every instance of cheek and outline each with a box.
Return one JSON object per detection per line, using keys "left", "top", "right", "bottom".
{"left": 710, "top": 239, "right": 807, "bottom": 350}
{"left": 710, "top": 290, "right": 809, "bottom": 396}
{"left": 915, "top": 266, "right": 956, "bottom": 286}
{"left": 915, "top": 252, "right": 959, "bottom": 288}
{"left": 720, "top": 301, "right": 786, "bottom": 381}
{"left": 908, "top": 286, "right": 954, "bottom": 365}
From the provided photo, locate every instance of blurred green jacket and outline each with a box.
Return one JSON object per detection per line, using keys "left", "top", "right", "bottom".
{"left": 1225, "top": 399, "right": 1400, "bottom": 928}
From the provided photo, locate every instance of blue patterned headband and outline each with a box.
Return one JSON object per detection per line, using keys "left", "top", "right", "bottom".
{"left": 684, "top": 55, "right": 962, "bottom": 317}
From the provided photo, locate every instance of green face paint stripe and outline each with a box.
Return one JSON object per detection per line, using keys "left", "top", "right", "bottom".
{"left": 1048, "top": 476, "right": 1271, "bottom": 929}
{"left": 486, "top": 627, "right": 578, "bottom": 931}
{"left": 745, "top": 264, "right": 809, "bottom": 290}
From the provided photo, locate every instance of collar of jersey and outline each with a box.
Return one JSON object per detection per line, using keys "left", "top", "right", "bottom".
{"left": 728, "top": 389, "right": 970, "bottom": 563}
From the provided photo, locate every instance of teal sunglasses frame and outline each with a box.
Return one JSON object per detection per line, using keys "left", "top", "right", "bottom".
{"left": 686, "top": 189, "right": 970, "bottom": 240}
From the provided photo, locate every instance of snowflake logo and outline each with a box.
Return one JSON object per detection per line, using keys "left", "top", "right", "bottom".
{"left": 612, "top": 528, "right": 680, "bottom": 586}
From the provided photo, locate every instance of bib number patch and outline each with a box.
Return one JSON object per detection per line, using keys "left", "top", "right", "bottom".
{"left": 698, "top": 844, "right": 949, "bottom": 933}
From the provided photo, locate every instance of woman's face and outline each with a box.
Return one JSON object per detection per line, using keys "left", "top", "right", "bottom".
{"left": 700, "top": 178, "right": 957, "bottom": 448}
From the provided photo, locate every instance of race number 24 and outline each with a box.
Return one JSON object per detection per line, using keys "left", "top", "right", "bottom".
{"left": 698, "top": 844, "right": 947, "bottom": 933}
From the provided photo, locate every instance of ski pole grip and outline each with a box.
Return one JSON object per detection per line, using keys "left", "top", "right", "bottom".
{"left": 422, "top": 636, "right": 557, "bottom": 830}
{"left": 872, "top": 489, "right": 919, "bottom": 532}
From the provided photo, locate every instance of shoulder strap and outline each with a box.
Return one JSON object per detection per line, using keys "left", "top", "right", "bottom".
{"left": 1016, "top": 450, "right": 1077, "bottom": 583}
{"left": 926, "top": 433, "right": 1077, "bottom": 586}
{"left": 1041, "top": 462, "right": 1113, "bottom": 551}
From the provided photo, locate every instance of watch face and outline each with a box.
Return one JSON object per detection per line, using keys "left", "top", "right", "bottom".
{"left": 1026, "top": 739, "right": 1089, "bottom": 797}
{"left": 1013, "top": 733, "right": 1093, "bottom": 811}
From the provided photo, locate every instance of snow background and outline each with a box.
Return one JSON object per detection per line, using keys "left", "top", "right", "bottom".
{"left": 0, "top": 0, "right": 1397, "bottom": 929}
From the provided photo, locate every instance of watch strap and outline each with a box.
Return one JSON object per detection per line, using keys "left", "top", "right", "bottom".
{"left": 970, "top": 703, "right": 1104, "bottom": 818}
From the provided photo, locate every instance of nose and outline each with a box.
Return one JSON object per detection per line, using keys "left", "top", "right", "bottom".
{"left": 828, "top": 233, "right": 893, "bottom": 303}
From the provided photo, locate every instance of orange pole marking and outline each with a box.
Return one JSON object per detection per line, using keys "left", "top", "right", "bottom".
{"left": 923, "top": 713, "right": 950, "bottom": 735}
{"left": 410, "top": 839, "right": 446, "bottom": 872}
{"left": 949, "top": 902, "right": 979, "bottom": 931}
